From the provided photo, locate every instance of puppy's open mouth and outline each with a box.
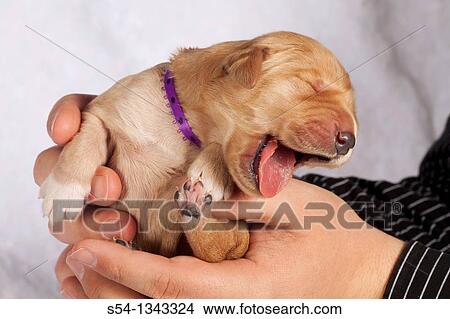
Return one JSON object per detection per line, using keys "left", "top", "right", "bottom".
{"left": 251, "top": 135, "right": 332, "bottom": 197}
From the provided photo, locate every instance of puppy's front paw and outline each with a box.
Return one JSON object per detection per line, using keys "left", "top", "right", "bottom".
{"left": 174, "top": 177, "right": 249, "bottom": 263}
{"left": 39, "top": 173, "right": 90, "bottom": 218}
{"left": 174, "top": 178, "right": 212, "bottom": 219}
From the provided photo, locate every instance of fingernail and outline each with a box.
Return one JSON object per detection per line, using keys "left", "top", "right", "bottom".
{"left": 59, "top": 288, "right": 74, "bottom": 299}
{"left": 66, "top": 248, "right": 97, "bottom": 280}
{"left": 66, "top": 258, "right": 85, "bottom": 281}
{"left": 91, "top": 175, "right": 109, "bottom": 199}
{"left": 48, "top": 109, "right": 61, "bottom": 137}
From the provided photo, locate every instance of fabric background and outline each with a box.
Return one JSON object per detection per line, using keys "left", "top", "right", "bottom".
{"left": 0, "top": 0, "right": 449, "bottom": 297}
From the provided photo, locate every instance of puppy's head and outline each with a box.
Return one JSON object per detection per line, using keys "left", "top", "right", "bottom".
{"left": 172, "top": 31, "right": 356, "bottom": 197}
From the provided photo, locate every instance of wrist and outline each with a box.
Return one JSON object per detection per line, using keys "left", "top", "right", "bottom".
{"left": 349, "top": 226, "right": 405, "bottom": 298}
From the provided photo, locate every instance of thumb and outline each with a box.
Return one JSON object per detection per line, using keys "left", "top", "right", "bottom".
{"left": 66, "top": 239, "right": 255, "bottom": 298}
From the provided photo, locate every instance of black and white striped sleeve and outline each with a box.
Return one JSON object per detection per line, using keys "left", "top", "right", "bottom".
{"left": 384, "top": 241, "right": 450, "bottom": 298}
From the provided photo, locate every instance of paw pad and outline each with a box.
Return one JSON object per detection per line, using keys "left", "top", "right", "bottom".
{"left": 174, "top": 178, "right": 213, "bottom": 219}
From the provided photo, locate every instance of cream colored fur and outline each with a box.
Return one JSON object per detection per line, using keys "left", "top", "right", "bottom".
{"left": 40, "top": 32, "right": 356, "bottom": 262}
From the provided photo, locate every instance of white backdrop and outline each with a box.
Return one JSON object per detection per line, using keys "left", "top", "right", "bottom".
{"left": 0, "top": 0, "right": 449, "bottom": 298}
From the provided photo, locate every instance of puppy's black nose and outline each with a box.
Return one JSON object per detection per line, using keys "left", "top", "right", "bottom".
{"left": 335, "top": 132, "right": 355, "bottom": 155}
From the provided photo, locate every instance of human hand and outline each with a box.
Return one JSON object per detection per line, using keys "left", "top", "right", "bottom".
{"left": 54, "top": 179, "right": 405, "bottom": 298}
{"left": 34, "top": 94, "right": 137, "bottom": 297}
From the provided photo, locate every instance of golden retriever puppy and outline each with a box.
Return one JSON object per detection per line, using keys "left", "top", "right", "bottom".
{"left": 40, "top": 31, "right": 357, "bottom": 262}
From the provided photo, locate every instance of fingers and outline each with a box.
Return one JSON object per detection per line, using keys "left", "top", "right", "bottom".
{"left": 57, "top": 246, "right": 143, "bottom": 298}
{"left": 36, "top": 148, "right": 128, "bottom": 243}
{"left": 56, "top": 245, "right": 77, "bottom": 283}
{"left": 50, "top": 206, "right": 137, "bottom": 244}
{"left": 34, "top": 146, "right": 63, "bottom": 185}
{"left": 87, "top": 166, "right": 123, "bottom": 203}
{"left": 60, "top": 276, "right": 88, "bottom": 299}
{"left": 35, "top": 122, "right": 127, "bottom": 245}
{"left": 70, "top": 267, "right": 145, "bottom": 298}
{"left": 34, "top": 147, "right": 122, "bottom": 201}
{"left": 55, "top": 246, "right": 88, "bottom": 298}
{"left": 66, "top": 239, "right": 257, "bottom": 298}
{"left": 48, "top": 94, "right": 96, "bottom": 145}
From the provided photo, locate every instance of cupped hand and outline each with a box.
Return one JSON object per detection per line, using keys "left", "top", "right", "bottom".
{"left": 37, "top": 94, "right": 404, "bottom": 299}
{"left": 55, "top": 179, "right": 405, "bottom": 299}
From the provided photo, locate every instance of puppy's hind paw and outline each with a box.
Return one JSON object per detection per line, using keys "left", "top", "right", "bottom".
{"left": 39, "top": 173, "right": 89, "bottom": 219}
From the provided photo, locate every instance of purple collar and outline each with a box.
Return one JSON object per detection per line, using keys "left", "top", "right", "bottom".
{"left": 163, "top": 70, "right": 201, "bottom": 147}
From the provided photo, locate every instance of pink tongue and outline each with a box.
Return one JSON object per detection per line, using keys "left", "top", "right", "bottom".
{"left": 258, "top": 138, "right": 296, "bottom": 197}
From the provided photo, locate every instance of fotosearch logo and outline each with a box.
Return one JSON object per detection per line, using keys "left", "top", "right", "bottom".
{"left": 48, "top": 199, "right": 402, "bottom": 234}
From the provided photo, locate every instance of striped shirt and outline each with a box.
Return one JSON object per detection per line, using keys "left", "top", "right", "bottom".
{"left": 300, "top": 116, "right": 450, "bottom": 298}
{"left": 384, "top": 241, "right": 450, "bottom": 298}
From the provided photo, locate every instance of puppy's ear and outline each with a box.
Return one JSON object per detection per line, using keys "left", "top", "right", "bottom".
{"left": 222, "top": 46, "right": 268, "bottom": 89}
